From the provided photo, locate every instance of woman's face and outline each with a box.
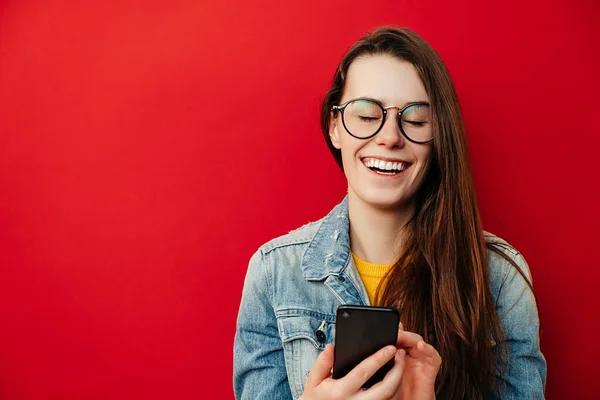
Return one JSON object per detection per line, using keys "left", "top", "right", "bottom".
{"left": 329, "top": 55, "right": 433, "bottom": 211}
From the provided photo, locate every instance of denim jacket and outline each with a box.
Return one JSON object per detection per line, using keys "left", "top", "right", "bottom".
{"left": 233, "top": 196, "right": 546, "bottom": 399}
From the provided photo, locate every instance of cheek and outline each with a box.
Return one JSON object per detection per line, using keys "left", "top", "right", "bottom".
{"left": 416, "top": 145, "right": 433, "bottom": 167}
{"left": 341, "top": 151, "right": 358, "bottom": 177}
{"left": 339, "top": 142, "right": 366, "bottom": 182}
{"left": 339, "top": 137, "right": 363, "bottom": 163}
{"left": 412, "top": 146, "right": 433, "bottom": 180}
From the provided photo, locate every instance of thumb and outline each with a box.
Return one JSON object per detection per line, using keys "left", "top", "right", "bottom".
{"left": 305, "top": 344, "right": 334, "bottom": 388}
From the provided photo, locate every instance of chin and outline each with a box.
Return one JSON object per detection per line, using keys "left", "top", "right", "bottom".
{"left": 359, "top": 192, "right": 408, "bottom": 211}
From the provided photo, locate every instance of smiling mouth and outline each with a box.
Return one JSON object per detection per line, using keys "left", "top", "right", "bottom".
{"left": 361, "top": 158, "right": 411, "bottom": 176}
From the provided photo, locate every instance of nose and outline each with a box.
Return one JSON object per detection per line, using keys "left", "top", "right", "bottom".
{"left": 374, "top": 112, "right": 405, "bottom": 148}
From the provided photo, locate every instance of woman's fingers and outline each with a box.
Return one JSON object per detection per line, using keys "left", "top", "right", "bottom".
{"left": 395, "top": 327, "right": 441, "bottom": 367}
{"left": 407, "top": 340, "right": 442, "bottom": 367}
{"left": 396, "top": 329, "right": 424, "bottom": 349}
{"left": 341, "top": 345, "right": 398, "bottom": 392}
{"left": 358, "top": 349, "right": 406, "bottom": 400}
{"left": 305, "top": 344, "right": 335, "bottom": 388}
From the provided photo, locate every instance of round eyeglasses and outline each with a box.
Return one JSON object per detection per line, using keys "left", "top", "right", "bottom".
{"left": 332, "top": 98, "right": 433, "bottom": 144}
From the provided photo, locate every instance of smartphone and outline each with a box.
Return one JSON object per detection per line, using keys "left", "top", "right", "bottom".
{"left": 332, "top": 305, "right": 400, "bottom": 388}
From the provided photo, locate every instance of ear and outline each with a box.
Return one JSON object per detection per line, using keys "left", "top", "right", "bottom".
{"left": 329, "top": 111, "right": 342, "bottom": 150}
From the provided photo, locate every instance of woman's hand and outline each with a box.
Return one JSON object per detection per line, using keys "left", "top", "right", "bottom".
{"left": 301, "top": 343, "right": 406, "bottom": 399}
{"left": 395, "top": 323, "right": 442, "bottom": 400}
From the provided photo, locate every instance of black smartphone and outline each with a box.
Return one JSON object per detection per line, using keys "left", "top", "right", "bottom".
{"left": 332, "top": 305, "right": 400, "bottom": 388}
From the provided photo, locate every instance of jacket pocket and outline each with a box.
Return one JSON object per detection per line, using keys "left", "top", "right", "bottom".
{"left": 277, "top": 310, "right": 335, "bottom": 400}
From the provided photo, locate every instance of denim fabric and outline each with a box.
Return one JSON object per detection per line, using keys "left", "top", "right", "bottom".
{"left": 233, "top": 196, "right": 546, "bottom": 399}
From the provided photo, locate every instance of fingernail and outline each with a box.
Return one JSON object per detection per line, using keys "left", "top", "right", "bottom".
{"left": 384, "top": 347, "right": 394, "bottom": 357}
{"left": 399, "top": 349, "right": 406, "bottom": 359}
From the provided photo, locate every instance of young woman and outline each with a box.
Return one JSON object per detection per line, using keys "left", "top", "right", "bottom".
{"left": 233, "top": 27, "right": 546, "bottom": 399}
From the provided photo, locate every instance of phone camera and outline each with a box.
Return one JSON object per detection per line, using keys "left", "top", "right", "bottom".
{"left": 342, "top": 311, "right": 351, "bottom": 318}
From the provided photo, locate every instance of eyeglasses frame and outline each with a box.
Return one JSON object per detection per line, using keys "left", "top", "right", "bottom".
{"left": 332, "top": 97, "right": 434, "bottom": 144}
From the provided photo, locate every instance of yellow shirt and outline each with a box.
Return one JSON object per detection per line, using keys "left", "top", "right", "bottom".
{"left": 351, "top": 252, "right": 394, "bottom": 305}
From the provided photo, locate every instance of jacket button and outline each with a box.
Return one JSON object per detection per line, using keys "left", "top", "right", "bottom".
{"left": 338, "top": 275, "right": 345, "bottom": 282}
{"left": 315, "top": 330, "right": 326, "bottom": 343}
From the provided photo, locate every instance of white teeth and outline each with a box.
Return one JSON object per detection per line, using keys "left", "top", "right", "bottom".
{"left": 363, "top": 158, "right": 406, "bottom": 171}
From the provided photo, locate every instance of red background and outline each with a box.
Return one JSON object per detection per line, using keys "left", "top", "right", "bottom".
{"left": 1, "top": 0, "right": 599, "bottom": 398}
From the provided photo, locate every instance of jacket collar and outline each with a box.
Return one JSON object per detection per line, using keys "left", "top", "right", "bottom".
{"left": 301, "top": 196, "right": 352, "bottom": 281}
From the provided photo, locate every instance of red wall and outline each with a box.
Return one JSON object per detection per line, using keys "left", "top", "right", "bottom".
{"left": 1, "top": 0, "right": 598, "bottom": 398}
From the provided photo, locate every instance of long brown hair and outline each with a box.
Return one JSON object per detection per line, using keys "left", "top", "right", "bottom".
{"left": 321, "top": 27, "right": 533, "bottom": 398}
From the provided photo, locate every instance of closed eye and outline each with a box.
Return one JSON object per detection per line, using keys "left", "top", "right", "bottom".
{"left": 404, "top": 120, "right": 427, "bottom": 127}
{"left": 359, "top": 116, "right": 380, "bottom": 122}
